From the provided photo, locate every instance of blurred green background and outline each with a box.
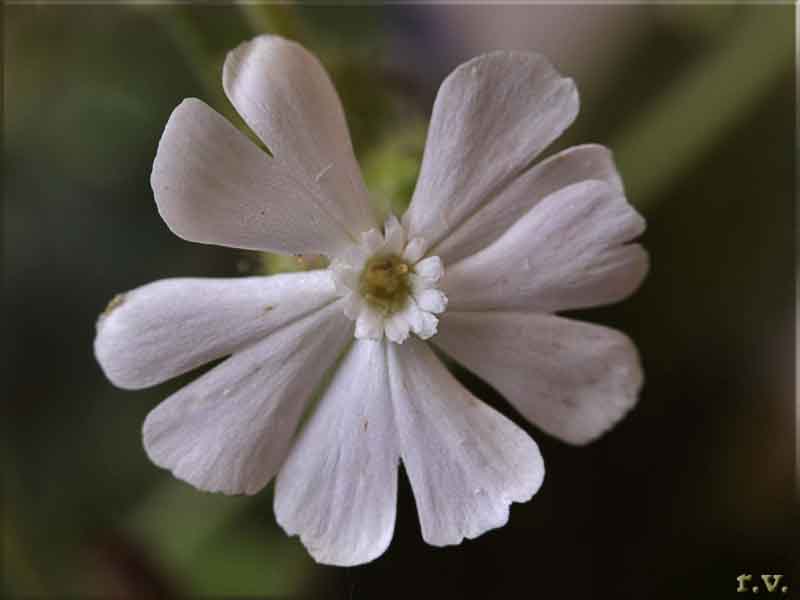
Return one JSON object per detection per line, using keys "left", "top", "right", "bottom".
{"left": 3, "top": 4, "right": 796, "bottom": 599}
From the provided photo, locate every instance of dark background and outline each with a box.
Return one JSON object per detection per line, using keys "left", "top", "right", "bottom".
{"left": 3, "top": 4, "right": 796, "bottom": 599}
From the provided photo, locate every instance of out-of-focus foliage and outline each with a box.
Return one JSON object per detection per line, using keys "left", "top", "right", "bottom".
{"left": 3, "top": 4, "right": 795, "bottom": 599}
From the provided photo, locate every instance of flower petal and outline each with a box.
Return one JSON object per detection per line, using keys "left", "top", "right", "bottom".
{"left": 413, "top": 256, "right": 443, "bottom": 285}
{"left": 383, "top": 215, "right": 406, "bottom": 255}
{"left": 385, "top": 313, "right": 411, "bottom": 344}
{"left": 387, "top": 339, "right": 544, "bottom": 546}
{"left": 340, "top": 290, "right": 363, "bottom": 320}
{"left": 152, "top": 98, "right": 355, "bottom": 256}
{"left": 401, "top": 300, "right": 439, "bottom": 340}
{"left": 443, "top": 180, "right": 648, "bottom": 313}
{"left": 330, "top": 260, "right": 359, "bottom": 296}
{"left": 432, "top": 144, "right": 623, "bottom": 264}
{"left": 361, "top": 228, "right": 385, "bottom": 254}
{"left": 403, "top": 51, "right": 578, "bottom": 254}
{"left": 434, "top": 311, "right": 643, "bottom": 445}
{"left": 355, "top": 305, "right": 384, "bottom": 340}
{"left": 402, "top": 238, "right": 426, "bottom": 264}
{"left": 94, "top": 271, "right": 336, "bottom": 390}
{"left": 223, "top": 35, "right": 377, "bottom": 240}
{"left": 142, "top": 302, "right": 352, "bottom": 496}
{"left": 275, "top": 340, "right": 399, "bottom": 566}
{"left": 414, "top": 288, "right": 447, "bottom": 314}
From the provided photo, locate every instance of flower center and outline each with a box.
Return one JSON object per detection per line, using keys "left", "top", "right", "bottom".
{"left": 359, "top": 254, "right": 411, "bottom": 316}
{"left": 329, "top": 216, "right": 447, "bottom": 343}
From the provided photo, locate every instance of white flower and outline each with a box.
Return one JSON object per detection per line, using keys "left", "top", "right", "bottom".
{"left": 94, "top": 36, "right": 648, "bottom": 567}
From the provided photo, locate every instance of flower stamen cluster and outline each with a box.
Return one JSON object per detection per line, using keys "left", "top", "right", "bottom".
{"left": 359, "top": 254, "right": 411, "bottom": 315}
{"left": 331, "top": 216, "right": 447, "bottom": 344}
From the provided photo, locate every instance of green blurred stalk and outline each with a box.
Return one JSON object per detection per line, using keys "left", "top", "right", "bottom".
{"left": 2, "top": 459, "right": 48, "bottom": 597}
{"left": 238, "top": 3, "right": 306, "bottom": 41}
{"left": 3, "top": 507, "right": 48, "bottom": 597}
{"left": 125, "top": 482, "right": 253, "bottom": 569}
{"left": 613, "top": 6, "right": 794, "bottom": 208}
{"left": 149, "top": 9, "right": 230, "bottom": 115}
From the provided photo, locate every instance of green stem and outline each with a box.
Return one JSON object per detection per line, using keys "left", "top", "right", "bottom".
{"left": 124, "top": 481, "right": 253, "bottom": 569}
{"left": 151, "top": 10, "right": 230, "bottom": 113}
{"left": 238, "top": 4, "right": 306, "bottom": 41}
{"left": 612, "top": 6, "right": 793, "bottom": 208}
{"left": 2, "top": 461, "right": 48, "bottom": 596}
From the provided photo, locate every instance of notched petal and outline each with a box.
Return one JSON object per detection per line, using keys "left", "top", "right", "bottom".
{"left": 404, "top": 50, "right": 579, "bottom": 254}
{"left": 142, "top": 303, "right": 352, "bottom": 496}
{"left": 388, "top": 339, "right": 544, "bottom": 545}
{"left": 222, "top": 35, "right": 377, "bottom": 239}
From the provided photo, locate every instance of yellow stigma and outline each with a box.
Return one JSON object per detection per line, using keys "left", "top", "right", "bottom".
{"left": 359, "top": 254, "right": 411, "bottom": 315}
